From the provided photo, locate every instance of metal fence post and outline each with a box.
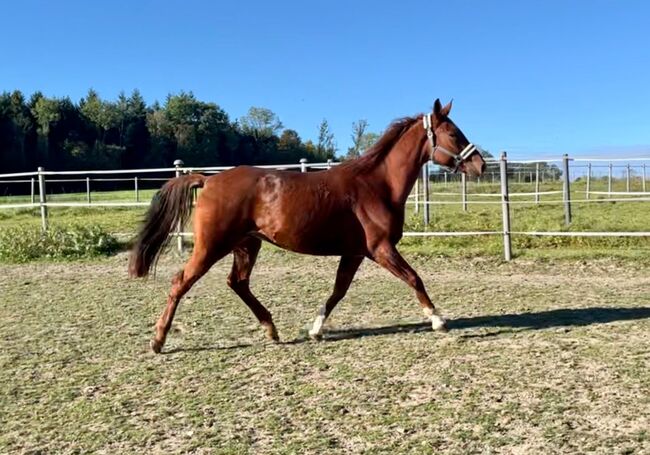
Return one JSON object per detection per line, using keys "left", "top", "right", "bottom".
{"left": 586, "top": 163, "right": 591, "bottom": 200}
{"left": 30, "top": 177, "right": 35, "bottom": 204}
{"left": 37, "top": 167, "right": 48, "bottom": 232}
{"left": 535, "top": 162, "right": 540, "bottom": 204}
{"left": 174, "top": 159, "right": 184, "bottom": 253}
{"left": 422, "top": 163, "right": 430, "bottom": 225}
{"left": 499, "top": 152, "right": 512, "bottom": 261}
{"left": 300, "top": 158, "right": 307, "bottom": 173}
{"left": 563, "top": 154, "right": 572, "bottom": 225}
{"left": 626, "top": 164, "right": 631, "bottom": 192}
{"left": 461, "top": 172, "right": 467, "bottom": 212}
{"left": 134, "top": 176, "right": 139, "bottom": 202}
{"left": 643, "top": 163, "right": 647, "bottom": 193}
{"left": 86, "top": 177, "right": 91, "bottom": 205}
{"left": 608, "top": 162, "right": 613, "bottom": 196}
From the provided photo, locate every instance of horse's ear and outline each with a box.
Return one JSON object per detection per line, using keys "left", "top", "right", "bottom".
{"left": 433, "top": 99, "right": 443, "bottom": 116}
{"left": 433, "top": 99, "right": 452, "bottom": 118}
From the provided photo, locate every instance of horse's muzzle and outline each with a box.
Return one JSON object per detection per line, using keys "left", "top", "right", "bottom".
{"left": 463, "top": 154, "right": 486, "bottom": 177}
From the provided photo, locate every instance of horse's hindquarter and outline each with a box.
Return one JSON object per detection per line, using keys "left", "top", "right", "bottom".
{"left": 252, "top": 170, "right": 366, "bottom": 255}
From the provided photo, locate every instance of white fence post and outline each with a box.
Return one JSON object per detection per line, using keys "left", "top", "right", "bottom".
{"left": 86, "top": 177, "right": 91, "bottom": 205}
{"left": 37, "top": 167, "right": 48, "bottom": 232}
{"left": 563, "top": 154, "right": 572, "bottom": 225}
{"left": 461, "top": 172, "right": 467, "bottom": 212}
{"left": 626, "top": 164, "right": 631, "bottom": 192}
{"left": 300, "top": 158, "right": 307, "bottom": 173}
{"left": 535, "top": 162, "right": 540, "bottom": 204}
{"left": 643, "top": 163, "right": 647, "bottom": 193}
{"left": 422, "top": 163, "right": 430, "bottom": 225}
{"left": 608, "top": 162, "right": 613, "bottom": 196}
{"left": 327, "top": 159, "right": 332, "bottom": 170}
{"left": 586, "top": 163, "right": 591, "bottom": 200}
{"left": 174, "top": 159, "right": 184, "bottom": 253}
{"left": 134, "top": 176, "right": 139, "bottom": 202}
{"left": 30, "top": 177, "right": 35, "bottom": 204}
{"left": 499, "top": 152, "right": 512, "bottom": 261}
{"left": 414, "top": 174, "right": 419, "bottom": 214}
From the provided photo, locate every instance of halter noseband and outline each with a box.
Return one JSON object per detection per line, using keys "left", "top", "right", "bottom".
{"left": 422, "top": 113, "right": 479, "bottom": 173}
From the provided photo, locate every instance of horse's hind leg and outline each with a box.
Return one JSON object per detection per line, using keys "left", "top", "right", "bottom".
{"left": 227, "top": 236, "right": 279, "bottom": 342}
{"left": 151, "top": 239, "right": 233, "bottom": 353}
{"left": 309, "top": 255, "right": 364, "bottom": 339}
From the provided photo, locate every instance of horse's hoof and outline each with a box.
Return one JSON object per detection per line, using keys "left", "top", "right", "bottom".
{"left": 431, "top": 316, "right": 449, "bottom": 332}
{"left": 309, "top": 332, "right": 323, "bottom": 341}
{"left": 264, "top": 324, "right": 280, "bottom": 343}
{"left": 150, "top": 339, "right": 164, "bottom": 354}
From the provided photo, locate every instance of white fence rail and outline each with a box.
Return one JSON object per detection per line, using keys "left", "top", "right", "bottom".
{"left": 1, "top": 155, "right": 650, "bottom": 260}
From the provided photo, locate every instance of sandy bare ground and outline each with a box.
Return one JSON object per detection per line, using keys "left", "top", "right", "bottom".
{"left": 1, "top": 251, "right": 649, "bottom": 454}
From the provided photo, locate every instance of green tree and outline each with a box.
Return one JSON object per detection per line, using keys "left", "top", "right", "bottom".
{"left": 0, "top": 91, "right": 35, "bottom": 172}
{"left": 360, "top": 132, "right": 379, "bottom": 154}
{"left": 238, "top": 107, "right": 283, "bottom": 139}
{"left": 316, "top": 118, "right": 336, "bottom": 160}
{"left": 346, "top": 119, "right": 367, "bottom": 159}
{"left": 147, "top": 92, "right": 231, "bottom": 166}
{"left": 277, "top": 129, "right": 304, "bottom": 162}
{"left": 30, "top": 94, "right": 63, "bottom": 166}
{"left": 346, "top": 119, "right": 380, "bottom": 159}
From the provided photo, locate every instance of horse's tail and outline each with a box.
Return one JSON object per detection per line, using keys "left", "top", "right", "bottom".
{"left": 129, "top": 173, "right": 206, "bottom": 278}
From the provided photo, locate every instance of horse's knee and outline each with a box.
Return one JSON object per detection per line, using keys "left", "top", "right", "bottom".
{"left": 227, "top": 274, "right": 248, "bottom": 291}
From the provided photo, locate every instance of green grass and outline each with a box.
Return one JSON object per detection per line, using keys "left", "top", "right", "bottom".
{"left": 0, "top": 225, "right": 119, "bottom": 262}
{"left": 401, "top": 178, "right": 650, "bottom": 259}
{"left": 1, "top": 178, "right": 649, "bottom": 260}
{"left": 1, "top": 251, "right": 649, "bottom": 453}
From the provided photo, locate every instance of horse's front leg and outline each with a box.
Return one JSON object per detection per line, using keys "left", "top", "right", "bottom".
{"left": 370, "top": 241, "right": 447, "bottom": 331}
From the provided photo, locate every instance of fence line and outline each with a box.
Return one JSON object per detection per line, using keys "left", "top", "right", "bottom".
{"left": 1, "top": 155, "right": 650, "bottom": 260}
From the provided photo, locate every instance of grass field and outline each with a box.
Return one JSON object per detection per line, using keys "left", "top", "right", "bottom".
{"left": 1, "top": 250, "right": 649, "bottom": 453}
{"left": 1, "top": 177, "right": 649, "bottom": 260}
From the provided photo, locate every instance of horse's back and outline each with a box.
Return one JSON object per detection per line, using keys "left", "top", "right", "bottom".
{"left": 193, "top": 165, "right": 365, "bottom": 255}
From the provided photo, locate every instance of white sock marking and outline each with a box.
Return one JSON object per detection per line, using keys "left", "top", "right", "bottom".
{"left": 430, "top": 314, "right": 447, "bottom": 330}
{"left": 309, "top": 306, "right": 327, "bottom": 337}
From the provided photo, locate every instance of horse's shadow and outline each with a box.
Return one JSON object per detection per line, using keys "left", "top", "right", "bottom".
{"left": 319, "top": 306, "right": 650, "bottom": 341}
{"left": 162, "top": 306, "right": 650, "bottom": 353}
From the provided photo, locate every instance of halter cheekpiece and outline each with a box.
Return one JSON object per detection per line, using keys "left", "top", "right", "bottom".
{"left": 422, "top": 113, "right": 479, "bottom": 173}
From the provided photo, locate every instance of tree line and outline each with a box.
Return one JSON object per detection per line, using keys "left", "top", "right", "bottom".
{"left": 0, "top": 89, "right": 381, "bottom": 173}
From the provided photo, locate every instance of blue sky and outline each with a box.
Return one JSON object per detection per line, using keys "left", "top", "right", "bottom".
{"left": 2, "top": 0, "right": 649, "bottom": 159}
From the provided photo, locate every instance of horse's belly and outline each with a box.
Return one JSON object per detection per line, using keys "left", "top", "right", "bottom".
{"left": 258, "top": 212, "right": 366, "bottom": 256}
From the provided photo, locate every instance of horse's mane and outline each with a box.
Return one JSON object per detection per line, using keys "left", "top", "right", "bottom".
{"left": 341, "top": 115, "right": 421, "bottom": 172}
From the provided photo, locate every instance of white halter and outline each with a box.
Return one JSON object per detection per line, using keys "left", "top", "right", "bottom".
{"left": 422, "top": 113, "right": 479, "bottom": 173}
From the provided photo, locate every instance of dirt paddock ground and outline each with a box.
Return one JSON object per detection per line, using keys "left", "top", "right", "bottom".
{"left": 1, "top": 251, "right": 649, "bottom": 454}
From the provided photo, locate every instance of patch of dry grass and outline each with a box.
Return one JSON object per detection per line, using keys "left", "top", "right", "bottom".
{"left": 1, "top": 250, "right": 649, "bottom": 454}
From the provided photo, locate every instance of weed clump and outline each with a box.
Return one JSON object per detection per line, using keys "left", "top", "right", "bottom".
{"left": 0, "top": 225, "right": 119, "bottom": 262}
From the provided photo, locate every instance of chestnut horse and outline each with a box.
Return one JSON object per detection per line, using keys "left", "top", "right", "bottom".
{"left": 129, "top": 99, "right": 485, "bottom": 353}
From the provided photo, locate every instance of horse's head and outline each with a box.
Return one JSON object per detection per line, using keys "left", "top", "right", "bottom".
{"left": 422, "top": 99, "right": 485, "bottom": 177}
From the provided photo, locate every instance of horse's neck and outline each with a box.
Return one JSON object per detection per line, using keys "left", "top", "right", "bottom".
{"left": 379, "top": 125, "right": 428, "bottom": 206}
